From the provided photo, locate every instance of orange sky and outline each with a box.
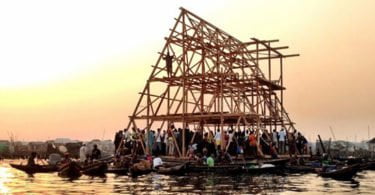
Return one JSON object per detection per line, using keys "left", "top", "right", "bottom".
{"left": 0, "top": 0, "right": 374, "bottom": 142}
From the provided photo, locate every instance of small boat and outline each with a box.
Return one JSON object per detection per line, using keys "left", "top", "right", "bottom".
{"left": 106, "top": 166, "right": 129, "bottom": 175}
{"left": 58, "top": 161, "right": 82, "bottom": 179}
{"left": 10, "top": 163, "right": 57, "bottom": 174}
{"left": 360, "top": 161, "right": 375, "bottom": 171}
{"left": 81, "top": 162, "right": 108, "bottom": 176}
{"left": 155, "top": 163, "right": 187, "bottom": 175}
{"left": 128, "top": 166, "right": 152, "bottom": 177}
{"left": 318, "top": 164, "right": 360, "bottom": 180}
{"left": 128, "top": 160, "right": 152, "bottom": 177}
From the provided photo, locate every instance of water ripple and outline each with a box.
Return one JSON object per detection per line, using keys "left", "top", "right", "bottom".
{"left": 1, "top": 160, "right": 375, "bottom": 194}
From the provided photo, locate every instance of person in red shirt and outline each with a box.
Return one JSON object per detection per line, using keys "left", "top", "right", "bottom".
{"left": 248, "top": 131, "right": 257, "bottom": 157}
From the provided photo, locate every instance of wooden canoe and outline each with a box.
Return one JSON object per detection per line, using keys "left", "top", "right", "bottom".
{"left": 319, "top": 164, "right": 360, "bottom": 180}
{"left": 360, "top": 161, "right": 375, "bottom": 171}
{"left": 155, "top": 163, "right": 187, "bottom": 175}
{"left": 128, "top": 166, "right": 152, "bottom": 178}
{"left": 106, "top": 166, "right": 129, "bottom": 175}
{"left": 10, "top": 163, "right": 57, "bottom": 174}
{"left": 81, "top": 162, "right": 108, "bottom": 176}
{"left": 58, "top": 162, "right": 82, "bottom": 179}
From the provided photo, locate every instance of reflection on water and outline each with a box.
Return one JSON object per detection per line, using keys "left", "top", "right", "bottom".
{"left": 0, "top": 166, "right": 12, "bottom": 194}
{"left": 1, "top": 160, "right": 375, "bottom": 194}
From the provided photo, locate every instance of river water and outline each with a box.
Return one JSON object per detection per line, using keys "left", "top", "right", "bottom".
{"left": 1, "top": 160, "right": 374, "bottom": 194}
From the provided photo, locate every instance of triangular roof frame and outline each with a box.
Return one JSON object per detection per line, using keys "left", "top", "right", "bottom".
{"left": 125, "top": 7, "right": 299, "bottom": 156}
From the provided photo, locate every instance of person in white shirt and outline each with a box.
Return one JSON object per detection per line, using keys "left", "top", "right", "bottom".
{"left": 226, "top": 130, "right": 234, "bottom": 151}
{"left": 123, "top": 129, "right": 129, "bottom": 143}
{"left": 79, "top": 144, "right": 88, "bottom": 162}
{"left": 153, "top": 154, "right": 163, "bottom": 169}
{"left": 155, "top": 128, "right": 162, "bottom": 154}
{"left": 164, "top": 130, "right": 169, "bottom": 155}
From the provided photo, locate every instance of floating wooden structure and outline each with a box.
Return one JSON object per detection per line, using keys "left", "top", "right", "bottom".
{"left": 125, "top": 7, "right": 299, "bottom": 157}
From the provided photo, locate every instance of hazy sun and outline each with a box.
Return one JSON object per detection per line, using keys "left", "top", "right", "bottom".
{"left": 0, "top": 63, "right": 83, "bottom": 88}
{"left": 0, "top": 1, "right": 230, "bottom": 89}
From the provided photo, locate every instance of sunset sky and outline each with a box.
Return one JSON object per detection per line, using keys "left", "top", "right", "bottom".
{"left": 1, "top": 0, "right": 374, "bottom": 142}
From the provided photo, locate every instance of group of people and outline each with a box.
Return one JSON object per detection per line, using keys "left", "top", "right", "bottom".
{"left": 79, "top": 144, "right": 102, "bottom": 163}
{"left": 26, "top": 144, "right": 102, "bottom": 167}
{"left": 113, "top": 126, "right": 309, "bottom": 164}
{"left": 266, "top": 129, "right": 309, "bottom": 155}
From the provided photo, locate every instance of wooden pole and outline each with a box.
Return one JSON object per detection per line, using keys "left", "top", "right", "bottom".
{"left": 318, "top": 134, "right": 326, "bottom": 153}
{"left": 146, "top": 83, "right": 150, "bottom": 154}
{"left": 220, "top": 70, "right": 225, "bottom": 150}
{"left": 181, "top": 10, "right": 186, "bottom": 157}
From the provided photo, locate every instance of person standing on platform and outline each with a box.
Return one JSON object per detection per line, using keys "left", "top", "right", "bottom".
{"left": 161, "top": 130, "right": 167, "bottom": 155}
{"left": 155, "top": 128, "right": 162, "bottom": 155}
{"left": 167, "top": 130, "right": 174, "bottom": 156}
{"left": 272, "top": 129, "right": 279, "bottom": 151}
{"left": 279, "top": 128, "right": 286, "bottom": 154}
{"left": 248, "top": 131, "right": 258, "bottom": 157}
{"left": 163, "top": 51, "right": 174, "bottom": 77}
{"left": 214, "top": 129, "right": 221, "bottom": 148}
{"left": 114, "top": 130, "right": 123, "bottom": 152}
{"left": 148, "top": 130, "right": 155, "bottom": 154}
{"left": 123, "top": 128, "right": 130, "bottom": 144}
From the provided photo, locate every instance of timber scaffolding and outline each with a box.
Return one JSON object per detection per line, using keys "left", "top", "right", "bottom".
{"left": 125, "top": 7, "right": 300, "bottom": 157}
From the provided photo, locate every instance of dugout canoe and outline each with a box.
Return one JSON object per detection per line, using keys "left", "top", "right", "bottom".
{"left": 58, "top": 161, "right": 82, "bottom": 179}
{"left": 318, "top": 164, "right": 360, "bottom": 180}
{"left": 81, "top": 161, "right": 108, "bottom": 176}
{"left": 106, "top": 166, "right": 129, "bottom": 175}
{"left": 155, "top": 163, "right": 187, "bottom": 175}
{"left": 128, "top": 166, "right": 152, "bottom": 178}
{"left": 10, "top": 163, "right": 57, "bottom": 174}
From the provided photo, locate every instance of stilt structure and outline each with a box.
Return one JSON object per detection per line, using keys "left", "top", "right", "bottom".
{"left": 126, "top": 7, "right": 299, "bottom": 157}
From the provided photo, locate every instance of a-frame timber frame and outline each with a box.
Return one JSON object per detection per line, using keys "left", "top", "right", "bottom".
{"left": 126, "top": 7, "right": 299, "bottom": 157}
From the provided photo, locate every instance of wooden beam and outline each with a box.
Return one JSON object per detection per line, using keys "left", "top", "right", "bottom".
{"left": 254, "top": 54, "right": 300, "bottom": 61}
{"left": 231, "top": 46, "right": 289, "bottom": 54}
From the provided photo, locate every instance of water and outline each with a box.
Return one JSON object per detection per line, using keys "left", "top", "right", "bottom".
{"left": 1, "top": 160, "right": 375, "bottom": 194}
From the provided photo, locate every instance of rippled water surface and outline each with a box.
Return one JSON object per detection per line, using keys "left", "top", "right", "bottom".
{"left": 1, "top": 160, "right": 375, "bottom": 194}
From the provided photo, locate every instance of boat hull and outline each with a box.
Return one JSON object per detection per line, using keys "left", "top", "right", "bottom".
{"left": 319, "top": 164, "right": 360, "bottom": 180}
{"left": 106, "top": 167, "right": 129, "bottom": 175}
{"left": 81, "top": 162, "right": 108, "bottom": 176}
{"left": 10, "top": 164, "right": 57, "bottom": 174}
{"left": 58, "top": 162, "right": 82, "bottom": 179}
{"left": 156, "top": 163, "right": 186, "bottom": 175}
